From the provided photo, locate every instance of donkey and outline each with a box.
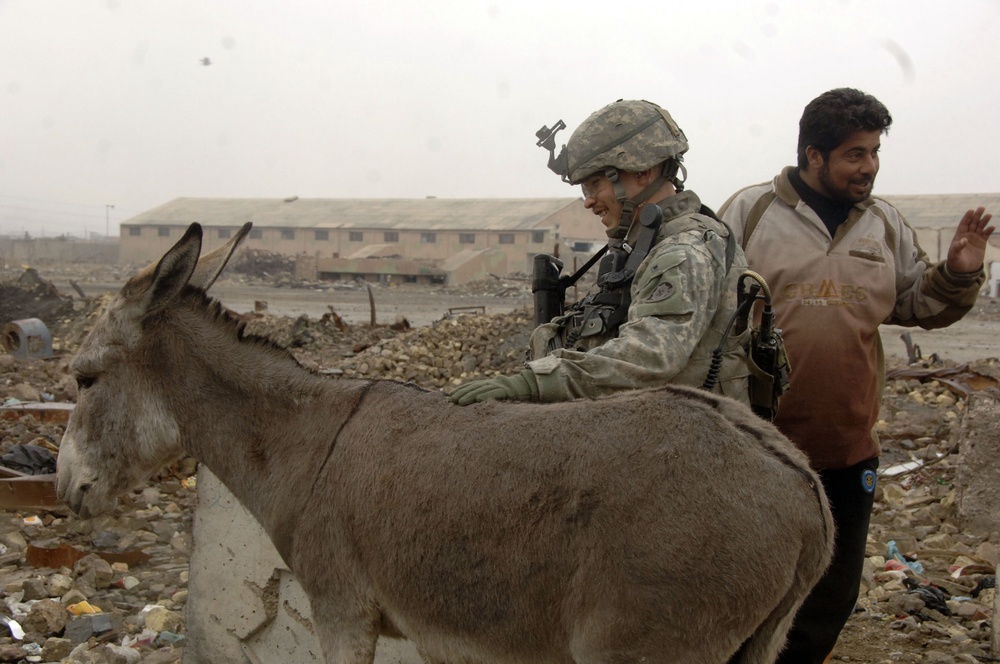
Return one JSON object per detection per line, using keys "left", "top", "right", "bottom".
{"left": 57, "top": 222, "right": 833, "bottom": 664}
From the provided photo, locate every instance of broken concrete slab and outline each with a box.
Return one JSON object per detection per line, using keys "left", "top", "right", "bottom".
{"left": 186, "top": 467, "right": 422, "bottom": 664}
{"left": 956, "top": 393, "right": 1000, "bottom": 534}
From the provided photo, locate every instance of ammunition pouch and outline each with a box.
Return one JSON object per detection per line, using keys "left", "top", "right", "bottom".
{"left": 557, "top": 293, "right": 625, "bottom": 352}
{"left": 746, "top": 326, "right": 791, "bottom": 422}
{"left": 703, "top": 269, "right": 790, "bottom": 421}
{"left": 736, "top": 271, "right": 790, "bottom": 422}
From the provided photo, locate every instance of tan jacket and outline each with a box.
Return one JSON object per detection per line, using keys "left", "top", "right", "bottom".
{"left": 719, "top": 167, "right": 983, "bottom": 469}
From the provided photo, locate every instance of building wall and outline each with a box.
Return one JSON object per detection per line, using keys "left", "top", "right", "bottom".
{"left": 121, "top": 224, "right": 556, "bottom": 275}
{"left": 543, "top": 201, "right": 601, "bottom": 248}
{"left": 913, "top": 227, "right": 1000, "bottom": 266}
{"left": 1, "top": 237, "right": 118, "bottom": 265}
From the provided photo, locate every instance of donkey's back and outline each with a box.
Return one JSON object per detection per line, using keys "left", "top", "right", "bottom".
{"left": 294, "top": 381, "right": 833, "bottom": 664}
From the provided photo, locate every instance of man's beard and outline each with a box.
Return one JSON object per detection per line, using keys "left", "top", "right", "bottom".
{"left": 818, "top": 163, "right": 875, "bottom": 205}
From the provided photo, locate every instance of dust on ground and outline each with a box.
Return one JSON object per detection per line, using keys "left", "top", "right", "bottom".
{"left": 1, "top": 262, "right": 999, "bottom": 663}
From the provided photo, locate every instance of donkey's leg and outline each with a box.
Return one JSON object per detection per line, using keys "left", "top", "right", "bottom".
{"left": 313, "top": 622, "right": 379, "bottom": 664}
{"left": 726, "top": 580, "right": 804, "bottom": 664}
{"left": 309, "top": 599, "right": 381, "bottom": 664}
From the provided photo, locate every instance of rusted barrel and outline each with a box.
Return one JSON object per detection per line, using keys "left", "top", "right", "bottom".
{"left": 2, "top": 318, "right": 53, "bottom": 359}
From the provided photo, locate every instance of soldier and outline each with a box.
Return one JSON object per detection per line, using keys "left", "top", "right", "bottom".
{"left": 451, "top": 99, "right": 750, "bottom": 405}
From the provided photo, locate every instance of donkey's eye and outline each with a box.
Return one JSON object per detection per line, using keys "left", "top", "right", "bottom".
{"left": 76, "top": 375, "right": 97, "bottom": 390}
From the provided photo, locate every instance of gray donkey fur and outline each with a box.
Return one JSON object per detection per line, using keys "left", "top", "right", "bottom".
{"left": 57, "top": 223, "right": 833, "bottom": 664}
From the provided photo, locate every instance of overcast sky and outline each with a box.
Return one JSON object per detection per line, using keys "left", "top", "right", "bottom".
{"left": 2, "top": 0, "right": 998, "bottom": 238}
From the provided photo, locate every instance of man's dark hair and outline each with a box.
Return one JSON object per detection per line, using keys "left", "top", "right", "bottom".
{"left": 797, "top": 88, "right": 892, "bottom": 169}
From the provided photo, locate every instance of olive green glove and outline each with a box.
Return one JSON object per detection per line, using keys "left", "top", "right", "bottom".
{"left": 449, "top": 369, "right": 540, "bottom": 405}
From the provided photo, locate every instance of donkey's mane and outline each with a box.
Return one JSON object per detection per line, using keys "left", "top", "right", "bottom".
{"left": 182, "top": 286, "right": 433, "bottom": 393}
{"left": 184, "top": 286, "right": 302, "bottom": 363}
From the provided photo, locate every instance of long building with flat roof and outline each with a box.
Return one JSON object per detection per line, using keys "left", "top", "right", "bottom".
{"left": 120, "top": 196, "right": 606, "bottom": 284}
{"left": 118, "top": 193, "right": 1000, "bottom": 285}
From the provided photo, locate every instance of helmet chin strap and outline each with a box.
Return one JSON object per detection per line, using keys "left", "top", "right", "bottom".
{"left": 605, "top": 166, "right": 670, "bottom": 241}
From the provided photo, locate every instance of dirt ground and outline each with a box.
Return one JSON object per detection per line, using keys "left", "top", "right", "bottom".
{"left": 2, "top": 261, "right": 1000, "bottom": 663}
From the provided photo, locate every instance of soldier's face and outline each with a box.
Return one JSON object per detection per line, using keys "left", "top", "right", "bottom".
{"left": 581, "top": 171, "right": 643, "bottom": 230}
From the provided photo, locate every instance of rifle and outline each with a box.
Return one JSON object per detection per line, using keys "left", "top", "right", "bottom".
{"left": 531, "top": 246, "right": 608, "bottom": 327}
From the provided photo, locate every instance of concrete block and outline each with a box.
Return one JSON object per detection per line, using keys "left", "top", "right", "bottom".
{"left": 185, "top": 467, "right": 422, "bottom": 664}
{"left": 995, "top": 580, "right": 1000, "bottom": 656}
{"left": 956, "top": 394, "right": 1000, "bottom": 656}
{"left": 956, "top": 394, "right": 1000, "bottom": 534}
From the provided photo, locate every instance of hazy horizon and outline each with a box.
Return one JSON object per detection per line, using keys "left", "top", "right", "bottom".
{"left": 3, "top": 0, "right": 998, "bottom": 238}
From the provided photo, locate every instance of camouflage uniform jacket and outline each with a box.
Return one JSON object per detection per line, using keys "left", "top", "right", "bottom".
{"left": 719, "top": 167, "right": 985, "bottom": 469}
{"left": 527, "top": 190, "right": 751, "bottom": 404}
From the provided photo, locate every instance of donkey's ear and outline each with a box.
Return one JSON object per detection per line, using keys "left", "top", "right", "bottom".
{"left": 189, "top": 222, "right": 252, "bottom": 291}
{"left": 124, "top": 223, "right": 203, "bottom": 316}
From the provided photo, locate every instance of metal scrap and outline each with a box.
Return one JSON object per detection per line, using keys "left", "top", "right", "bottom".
{"left": 885, "top": 363, "right": 999, "bottom": 399}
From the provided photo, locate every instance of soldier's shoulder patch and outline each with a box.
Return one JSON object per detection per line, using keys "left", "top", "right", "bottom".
{"left": 646, "top": 281, "right": 676, "bottom": 303}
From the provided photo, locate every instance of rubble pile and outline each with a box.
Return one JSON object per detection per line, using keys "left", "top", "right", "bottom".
{"left": 1, "top": 267, "right": 999, "bottom": 663}
{"left": 847, "top": 368, "right": 1000, "bottom": 661}
{"left": 240, "top": 310, "right": 401, "bottom": 354}
{"left": 439, "top": 278, "right": 533, "bottom": 299}
{"left": 228, "top": 248, "right": 295, "bottom": 280}
{"left": 0, "top": 266, "right": 113, "bottom": 359}
{"left": 0, "top": 462, "right": 196, "bottom": 664}
{"left": 0, "top": 270, "right": 76, "bottom": 335}
{"left": 330, "top": 309, "right": 534, "bottom": 388}
{"left": 54, "top": 295, "right": 115, "bottom": 355}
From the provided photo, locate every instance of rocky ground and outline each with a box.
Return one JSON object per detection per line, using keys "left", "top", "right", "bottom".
{"left": 1, "top": 263, "right": 999, "bottom": 663}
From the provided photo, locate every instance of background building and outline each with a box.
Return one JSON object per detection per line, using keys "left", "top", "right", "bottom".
{"left": 879, "top": 194, "right": 1000, "bottom": 263}
{"left": 119, "top": 197, "right": 606, "bottom": 285}
{"left": 104, "top": 193, "right": 1000, "bottom": 287}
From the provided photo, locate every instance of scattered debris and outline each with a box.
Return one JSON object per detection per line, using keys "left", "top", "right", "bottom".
{"left": 2, "top": 263, "right": 1000, "bottom": 662}
{"left": 900, "top": 331, "right": 922, "bottom": 365}
{"left": 0, "top": 270, "right": 75, "bottom": 338}
{"left": 1, "top": 445, "right": 56, "bottom": 475}
{"left": 229, "top": 248, "right": 295, "bottom": 281}
{"left": 2, "top": 318, "right": 54, "bottom": 360}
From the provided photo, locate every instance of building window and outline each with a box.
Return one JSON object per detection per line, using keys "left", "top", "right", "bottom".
{"left": 499, "top": 233, "right": 515, "bottom": 245}
{"left": 349, "top": 231, "right": 363, "bottom": 242}
{"left": 532, "top": 231, "right": 546, "bottom": 243}
{"left": 218, "top": 229, "right": 231, "bottom": 239}
{"left": 250, "top": 229, "right": 263, "bottom": 239}
{"left": 420, "top": 232, "right": 436, "bottom": 243}
{"left": 384, "top": 231, "right": 399, "bottom": 242}
{"left": 315, "top": 230, "right": 329, "bottom": 241}
{"left": 158, "top": 227, "right": 171, "bottom": 237}
{"left": 459, "top": 233, "right": 475, "bottom": 244}
{"left": 128, "top": 227, "right": 141, "bottom": 236}
{"left": 281, "top": 229, "right": 295, "bottom": 240}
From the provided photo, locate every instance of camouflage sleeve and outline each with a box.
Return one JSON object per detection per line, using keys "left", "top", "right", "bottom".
{"left": 527, "top": 232, "right": 725, "bottom": 402}
{"left": 882, "top": 204, "right": 985, "bottom": 329}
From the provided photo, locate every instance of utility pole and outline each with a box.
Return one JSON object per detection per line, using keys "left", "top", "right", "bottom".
{"left": 105, "top": 204, "right": 115, "bottom": 238}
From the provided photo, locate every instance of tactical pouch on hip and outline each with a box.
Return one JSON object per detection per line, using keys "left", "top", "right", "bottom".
{"left": 746, "top": 325, "right": 791, "bottom": 422}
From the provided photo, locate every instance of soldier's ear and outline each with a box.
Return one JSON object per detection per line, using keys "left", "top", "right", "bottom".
{"left": 632, "top": 168, "right": 650, "bottom": 186}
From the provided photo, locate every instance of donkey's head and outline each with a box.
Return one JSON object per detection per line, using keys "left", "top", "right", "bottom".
{"left": 57, "top": 222, "right": 250, "bottom": 517}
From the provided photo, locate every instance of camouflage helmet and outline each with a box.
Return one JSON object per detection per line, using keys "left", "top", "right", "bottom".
{"left": 565, "top": 100, "right": 689, "bottom": 184}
